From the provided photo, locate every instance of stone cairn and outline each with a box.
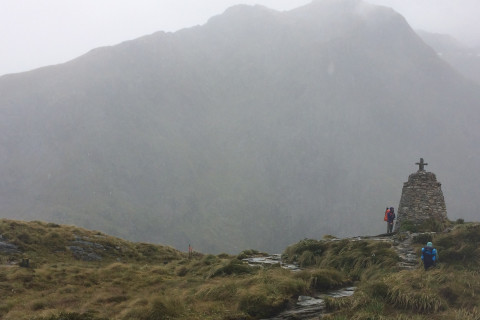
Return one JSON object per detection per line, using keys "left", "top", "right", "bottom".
{"left": 394, "top": 158, "right": 448, "bottom": 232}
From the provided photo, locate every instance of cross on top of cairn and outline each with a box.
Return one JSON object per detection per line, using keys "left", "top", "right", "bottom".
{"left": 415, "top": 158, "right": 428, "bottom": 171}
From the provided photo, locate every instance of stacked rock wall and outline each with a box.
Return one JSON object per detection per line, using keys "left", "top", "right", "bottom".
{"left": 394, "top": 171, "right": 448, "bottom": 232}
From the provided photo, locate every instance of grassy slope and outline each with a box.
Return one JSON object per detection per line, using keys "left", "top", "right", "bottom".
{"left": 319, "top": 223, "right": 480, "bottom": 320}
{"left": 0, "top": 219, "right": 341, "bottom": 319}
{"left": 1, "top": 219, "right": 480, "bottom": 319}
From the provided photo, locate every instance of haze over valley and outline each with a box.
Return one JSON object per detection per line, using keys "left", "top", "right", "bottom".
{"left": 1, "top": 0, "right": 480, "bottom": 253}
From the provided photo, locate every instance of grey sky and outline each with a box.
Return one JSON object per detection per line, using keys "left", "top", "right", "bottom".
{"left": 1, "top": 0, "right": 479, "bottom": 76}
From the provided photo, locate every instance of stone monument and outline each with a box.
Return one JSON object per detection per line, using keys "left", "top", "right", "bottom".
{"left": 394, "top": 158, "right": 448, "bottom": 232}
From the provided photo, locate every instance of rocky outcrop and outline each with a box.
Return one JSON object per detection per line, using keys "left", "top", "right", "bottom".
{"left": 0, "top": 235, "right": 21, "bottom": 254}
{"left": 0, "top": 240, "right": 20, "bottom": 254}
{"left": 67, "top": 235, "right": 105, "bottom": 261}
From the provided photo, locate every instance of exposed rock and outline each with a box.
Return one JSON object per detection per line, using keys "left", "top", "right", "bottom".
{"left": 263, "top": 287, "right": 355, "bottom": 319}
{"left": 242, "top": 254, "right": 300, "bottom": 271}
{"left": 68, "top": 246, "right": 103, "bottom": 261}
{"left": 0, "top": 240, "right": 20, "bottom": 254}
{"left": 67, "top": 235, "right": 105, "bottom": 261}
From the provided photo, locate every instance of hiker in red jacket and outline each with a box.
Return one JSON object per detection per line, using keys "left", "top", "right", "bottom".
{"left": 386, "top": 207, "right": 395, "bottom": 234}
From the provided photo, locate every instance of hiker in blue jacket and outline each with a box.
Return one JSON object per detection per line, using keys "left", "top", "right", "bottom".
{"left": 421, "top": 241, "right": 438, "bottom": 270}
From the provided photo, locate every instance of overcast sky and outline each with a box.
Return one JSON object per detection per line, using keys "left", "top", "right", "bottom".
{"left": 1, "top": 0, "right": 479, "bottom": 76}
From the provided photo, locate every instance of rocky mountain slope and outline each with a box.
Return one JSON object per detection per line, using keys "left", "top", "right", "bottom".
{"left": 1, "top": 218, "right": 479, "bottom": 319}
{"left": 418, "top": 30, "right": 480, "bottom": 85}
{"left": 1, "top": 0, "right": 479, "bottom": 252}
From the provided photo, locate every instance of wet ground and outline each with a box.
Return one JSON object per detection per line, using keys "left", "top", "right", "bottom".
{"left": 246, "top": 232, "right": 422, "bottom": 319}
{"left": 262, "top": 287, "right": 355, "bottom": 320}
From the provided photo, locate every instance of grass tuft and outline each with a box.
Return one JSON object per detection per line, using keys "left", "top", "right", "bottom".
{"left": 310, "top": 268, "right": 350, "bottom": 290}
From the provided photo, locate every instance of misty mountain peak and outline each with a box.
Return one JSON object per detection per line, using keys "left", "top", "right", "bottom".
{"left": 222, "top": 4, "right": 274, "bottom": 15}
{"left": 1, "top": 0, "right": 479, "bottom": 254}
{"left": 206, "top": 4, "right": 279, "bottom": 27}
{"left": 291, "top": 0, "right": 406, "bottom": 29}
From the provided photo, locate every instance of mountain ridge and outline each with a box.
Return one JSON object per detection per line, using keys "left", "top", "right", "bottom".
{"left": 1, "top": 0, "right": 480, "bottom": 253}
{"left": 417, "top": 30, "right": 480, "bottom": 85}
{"left": 1, "top": 218, "right": 480, "bottom": 319}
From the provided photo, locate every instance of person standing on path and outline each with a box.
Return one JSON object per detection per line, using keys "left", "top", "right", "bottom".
{"left": 386, "top": 207, "right": 395, "bottom": 234}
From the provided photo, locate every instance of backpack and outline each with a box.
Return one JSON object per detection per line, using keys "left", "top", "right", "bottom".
{"left": 384, "top": 208, "right": 390, "bottom": 222}
{"left": 422, "top": 247, "right": 435, "bottom": 264}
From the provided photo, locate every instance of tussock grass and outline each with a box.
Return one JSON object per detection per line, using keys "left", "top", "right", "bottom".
{"left": 3, "top": 219, "right": 480, "bottom": 319}
{"left": 209, "top": 258, "right": 254, "bottom": 277}
{"left": 453, "top": 308, "right": 480, "bottom": 320}
{"left": 329, "top": 266, "right": 480, "bottom": 319}
{"left": 309, "top": 268, "right": 351, "bottom": 290}
{"left": 324, "top": 295, "right": 354, "bottom": 311}
{"left": 434, "top": 223, "right": 480, "bottom": 268}
{"left": 0, "top": 219, "right": 317, "bottom": 319}
{"left": 383, "top": 270, "right": 447, "bottom": 313}
{"left": 388, "top": 285, "right": 445, "bottom": 313}
{"left": 283, "top": 239, "right": 327, "bottom": 264}
{"left": 320, "top": 224, "right": 480, "bottom": 319}
{"left": 0, "top": 219, "right": 184, "bottom": 265}
{"left": 283, "top": 238, "right": 398, "bottom": 280}
{"left": 195, "top": 281, "right": 238, "bottom": 301}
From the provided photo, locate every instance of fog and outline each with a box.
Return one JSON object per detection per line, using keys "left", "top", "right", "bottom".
{"left": 1, "top": 0, "right": 480, "bottom": 76}
{"left": 1, "top": 0, "right": 479, "bottom": 253}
